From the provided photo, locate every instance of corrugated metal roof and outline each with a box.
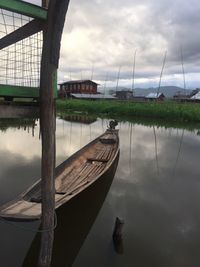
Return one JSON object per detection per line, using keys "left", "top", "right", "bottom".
{"left": 71, "top": 94, "right": 116, "bottom": 99}
{"left": 146, "top": 92, "right": 163, "bottom": 98}
{"left": 191, "top": 91, "right": 200, "bottom": 100}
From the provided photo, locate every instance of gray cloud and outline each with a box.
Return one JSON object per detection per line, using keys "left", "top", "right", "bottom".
{"left": 29, "top": 0, "right": 200, "bottom": 88}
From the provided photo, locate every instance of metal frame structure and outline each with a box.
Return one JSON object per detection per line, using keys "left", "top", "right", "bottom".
{"left": 0, "top": 0, "right": 47, "bottom": 20}
{"left": 0, "top": 0, "right": 58, "bottom": 99}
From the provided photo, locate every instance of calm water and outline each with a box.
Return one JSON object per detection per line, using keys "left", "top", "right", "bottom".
{"left": 0, "top": 117, "right": 200, "bottom": 267}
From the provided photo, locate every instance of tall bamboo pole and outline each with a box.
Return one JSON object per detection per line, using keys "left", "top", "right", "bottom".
{"left": 157, "top": 50, "right": 167, "bottom": 95}
{"left": 39, "top": 0, "right": 70, "bottom": 266}
{"left": 131, "top": 50, "right": 137, "bottom": 93}
{"left": 180, "top": 46, "right": 186, "bottom": 92}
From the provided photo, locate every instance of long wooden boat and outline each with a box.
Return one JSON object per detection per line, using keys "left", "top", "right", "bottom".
{"left": 23, "top": 140, "right": 119, "bottom": 267}
{"left": 0, "top": 128, "right": 119, "bottom": 221}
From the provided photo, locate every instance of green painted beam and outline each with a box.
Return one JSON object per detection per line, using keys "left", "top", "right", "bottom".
{"left": 0, "top": 0, "right": 47, "bottom": 20}
{"left": 0, "top": 84, "right": 39, "bottom": 98}
{"left": 53, "top": 70, "right": 58, "bottom": 98}
{"left": 0, "top": 84, "right": 57, "bottom": 98}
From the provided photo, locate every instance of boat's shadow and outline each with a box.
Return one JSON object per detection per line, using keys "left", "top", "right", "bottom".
{"left": 22, "top": 153, "right": 119, "bottom": 267}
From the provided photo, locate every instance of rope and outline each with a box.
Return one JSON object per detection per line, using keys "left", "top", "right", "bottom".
{"left": 0, "top": 211, "right": 57, "bottom": 233}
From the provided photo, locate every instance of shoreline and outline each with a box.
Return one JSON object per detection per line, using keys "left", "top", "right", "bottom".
{"left": 56, "top": 99, "right": 200, "bottom": 124}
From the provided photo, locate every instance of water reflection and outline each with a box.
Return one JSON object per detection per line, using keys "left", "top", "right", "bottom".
{"left": 0, "top": 119, "right": 41, "bottom": 205}
{"left": 1, "top": 118, "right": 200, "bottom": 267}
{"left": 59, "top": 114, "right": 97, "bottom": 125}
{"left": 0, "top": 118, "right": 37, "bottom": 135}
{"left": 72, "top": 121, "right": 200, "bottom": 267}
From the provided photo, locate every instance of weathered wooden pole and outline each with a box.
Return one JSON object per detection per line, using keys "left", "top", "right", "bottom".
{"left": 42, "top": 0, "right": 49, "bottom": 8}
{"left": 113, "top": 217, "right": 124, "bottom": 254}
{"left": 39, "top": 0, "right": 70, "bottom": 266}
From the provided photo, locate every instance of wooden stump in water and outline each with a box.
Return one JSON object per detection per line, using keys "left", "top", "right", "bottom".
{"left": 112, "top": 217, "right": 124, "bottom": 254}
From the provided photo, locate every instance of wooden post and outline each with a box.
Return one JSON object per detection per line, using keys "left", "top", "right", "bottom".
{"left": 42, "top": 0, "right": 49, "bottom": 8}
{"left": 113, "top": 217, "right": 124, "bottom": 254}
{"left": 39, "top": 0, "right": 70, "bottom": 266}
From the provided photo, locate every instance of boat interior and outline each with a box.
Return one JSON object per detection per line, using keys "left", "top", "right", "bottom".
{"left": 24, "top": 130, "right": 118, "bottom": 204}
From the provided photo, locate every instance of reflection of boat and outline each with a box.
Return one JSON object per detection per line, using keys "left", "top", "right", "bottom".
{"left": 22, "top": 150, "right": 119, "bottom": 267}
{"left": 0, "top": 129, "right": 119, "bottom": 221}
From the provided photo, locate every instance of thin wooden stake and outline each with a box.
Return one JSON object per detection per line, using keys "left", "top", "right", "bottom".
{"left": 115, "top": 65, "right": 121, "bottom": 93}
{"left": 131, "top": 50, "right": 137, "bottom": 92}
{"left": 157, "top": 50, "right": 167, "bottom": 96}
{"left": 180, "top": 46, "right": 186, "bottom": 92}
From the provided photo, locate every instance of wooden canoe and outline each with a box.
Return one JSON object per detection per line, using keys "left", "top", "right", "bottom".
{"left": 23, "top": 145, "right": 119, "bottom": 267}
{"left": 0, "top": 129, "right": 119, "bottom": 221}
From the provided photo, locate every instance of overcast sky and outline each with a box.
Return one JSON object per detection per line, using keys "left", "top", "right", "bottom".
{"left": 32, "top": 0, "right": 200, "bottom": 88}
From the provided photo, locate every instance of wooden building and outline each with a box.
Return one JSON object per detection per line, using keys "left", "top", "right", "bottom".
{"left": 59, "top": 80, "right": 98, "bottom": 98}
{"left": 145, "top": 92, "right": 165, "bottom": 101}
{"left": 116, "top": 90, "right": 133, "bottom": 100}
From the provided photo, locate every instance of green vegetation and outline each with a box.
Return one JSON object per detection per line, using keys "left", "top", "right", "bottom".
{"left": 56, "top": 99, "right": 200, "bottom": 123}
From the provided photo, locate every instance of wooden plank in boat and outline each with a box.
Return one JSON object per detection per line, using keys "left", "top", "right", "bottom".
{"left": 87, "top": 157, "right": 108, "bottom": 163}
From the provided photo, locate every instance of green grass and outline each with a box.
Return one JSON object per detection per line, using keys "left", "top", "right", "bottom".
{"left": 56, "top": 99, "right": 200, "bottom": 123}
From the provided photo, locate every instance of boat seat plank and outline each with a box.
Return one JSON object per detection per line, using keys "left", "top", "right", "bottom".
{"left": 100, "top": 133, "right": 117, "bottom": 144}
{"left": 55, "top": 191, "right": 66, "bottom": 195}
{"left": 87, "top": 157, "right": 108, "bottom": 163}
{"left": 30, "top": 197, "right": 41, "bottom": 203}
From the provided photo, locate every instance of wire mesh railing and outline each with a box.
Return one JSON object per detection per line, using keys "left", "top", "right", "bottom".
{"left": 0, "top": 9, "right": 42, "bottom": 88}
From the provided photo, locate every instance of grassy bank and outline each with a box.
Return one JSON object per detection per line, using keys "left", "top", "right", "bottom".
{"left": 56, "top": 99, "right": 200, "bottom": 123}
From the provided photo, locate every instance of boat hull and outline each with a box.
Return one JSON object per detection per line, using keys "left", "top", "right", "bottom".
{"left": 23, "top": 152, "right": 119, "bottom": 266}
